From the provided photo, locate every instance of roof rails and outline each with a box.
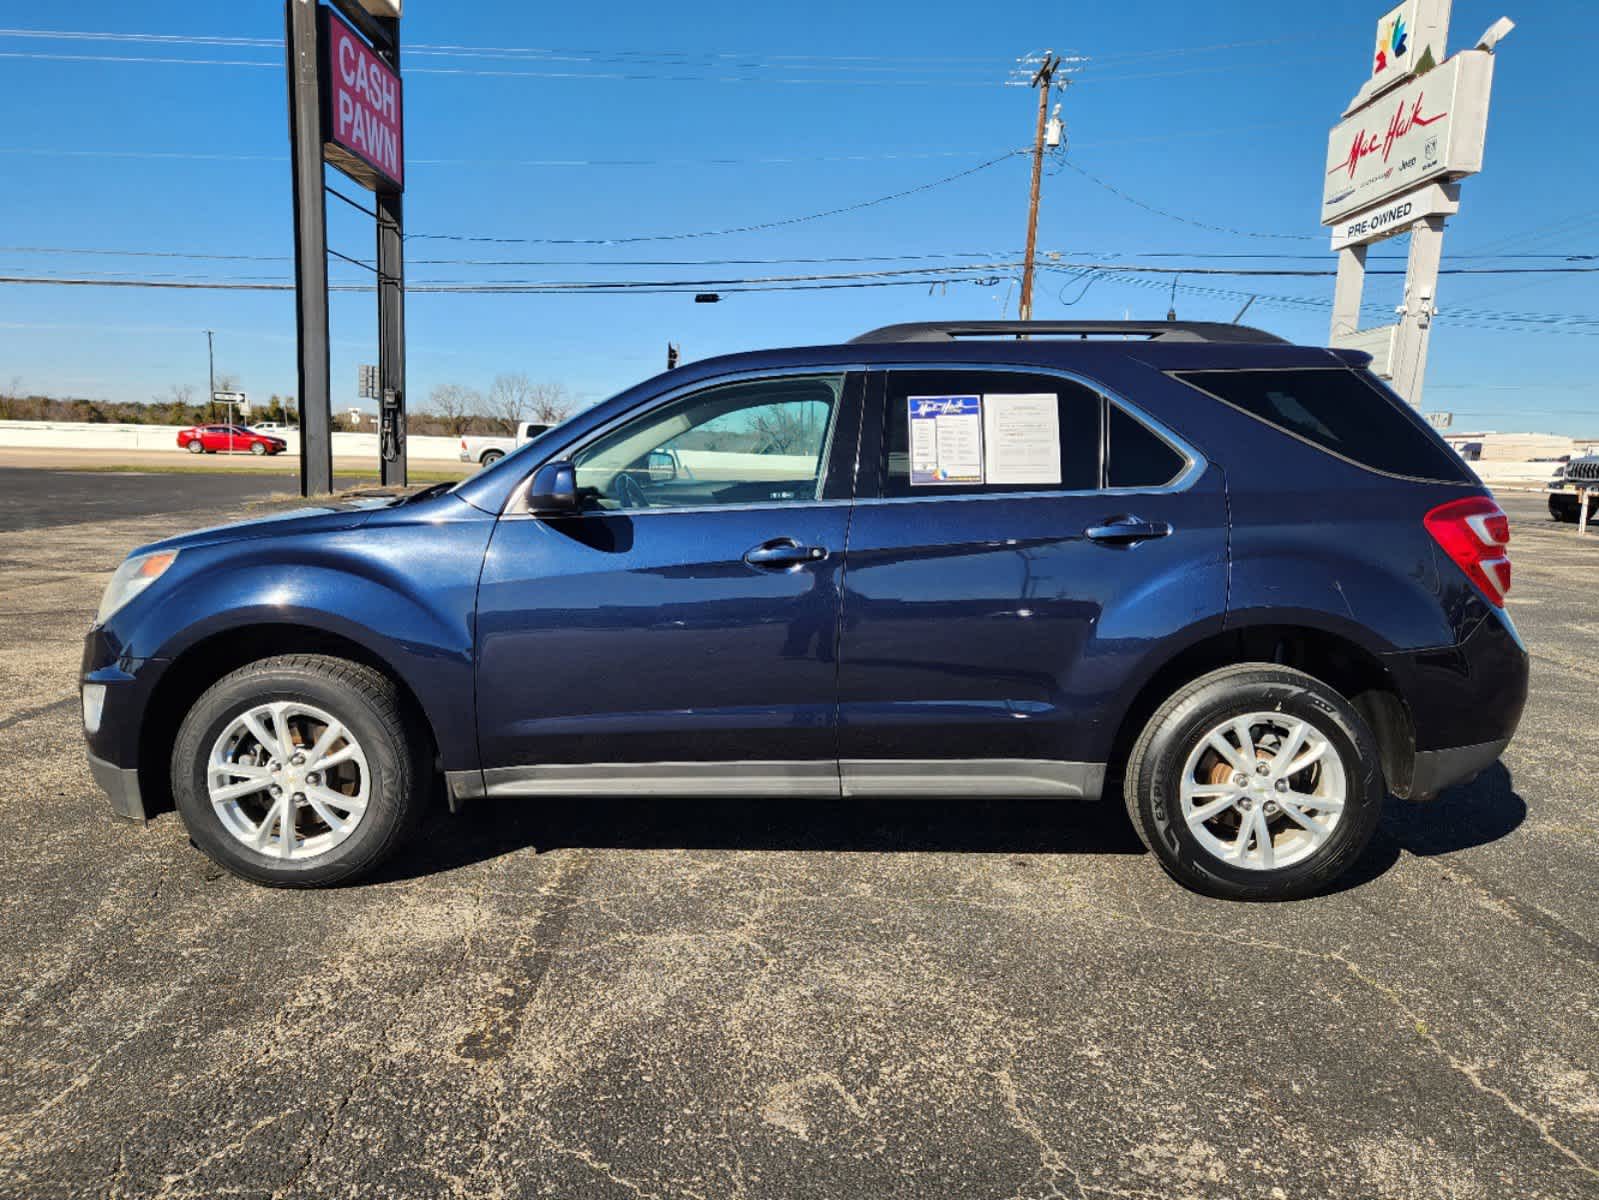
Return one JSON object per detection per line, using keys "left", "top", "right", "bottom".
{"left": 849, "top": 320, "right": 1289, "bottom": 345}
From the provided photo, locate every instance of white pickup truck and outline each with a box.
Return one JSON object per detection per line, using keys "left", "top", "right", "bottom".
{"left": 458, "top": 422, "right": 551, "bottom": 467}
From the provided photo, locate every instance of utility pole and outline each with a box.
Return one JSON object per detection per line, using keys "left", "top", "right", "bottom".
{"left": 1010, "top": 50, "right": 1079, "bottom": 320}
{"left": 205, "top": 329, "right": 215, "bottom": 421}
{"left": 1018, "top": 53, "right": 1058, "bottom": 321}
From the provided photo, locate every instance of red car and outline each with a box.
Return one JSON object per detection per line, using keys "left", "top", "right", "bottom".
{"left": 176, "top": 425, "right": 287, "bottom": 456}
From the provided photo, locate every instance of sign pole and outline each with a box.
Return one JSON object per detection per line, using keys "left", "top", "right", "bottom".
{"left": 285, "top": 0, "right": 333, "bottom": 497}
{"left": 374, "top": 9, "right": 406, "bottom": 487}
{"left": 1329, "top": 245, "right": 1368, "bottom": 342}
{"left": 1390, "top": 213, "right": 1447, "bottom": 408}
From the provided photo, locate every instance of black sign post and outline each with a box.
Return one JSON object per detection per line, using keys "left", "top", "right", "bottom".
{"left": 284, "top": 0, "right": 404, "bottom": 497}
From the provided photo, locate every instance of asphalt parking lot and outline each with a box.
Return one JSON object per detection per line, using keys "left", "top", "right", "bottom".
{"left": 2, "top": 483, "right": 1596, "bottom": 1199}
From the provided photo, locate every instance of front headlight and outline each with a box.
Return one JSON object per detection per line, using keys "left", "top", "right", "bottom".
{"left": 96, "top": 550, "right": 179, "bottom": 625}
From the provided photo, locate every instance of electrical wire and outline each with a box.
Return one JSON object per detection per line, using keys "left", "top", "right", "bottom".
{"left": 1059, "top": 157, "right": 1320, "bottom": 241}
{"left": 406, "top": 150, "right": 1024, "bottom": 245}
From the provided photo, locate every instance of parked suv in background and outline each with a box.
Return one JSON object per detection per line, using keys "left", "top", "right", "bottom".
{"left": 177, "top": 424, "right": 287, "bottom": 456}
{"left": 86, "top": 321, "right": 1527, "bottom": 900}
{"left": 1548, "top": 453, "right": 1599, "bottom": 523}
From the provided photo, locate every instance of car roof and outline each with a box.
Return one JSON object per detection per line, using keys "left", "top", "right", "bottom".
{"left": 649, "top": 336, "right": 1353, "bottom": 381}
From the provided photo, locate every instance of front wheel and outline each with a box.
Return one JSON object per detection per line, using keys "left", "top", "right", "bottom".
{"left": 171, "top": 654, "right": 428, "bottom": 887}
{"left": 1123, "top": 664, "right": 1383, "bottom": 901}
{"left": 250, "top": 441, "right": 267, "bottom": 456}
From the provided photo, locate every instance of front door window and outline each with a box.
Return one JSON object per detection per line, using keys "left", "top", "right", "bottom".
{"left": 572, "top": 375, "right": 843, "bottom": 511}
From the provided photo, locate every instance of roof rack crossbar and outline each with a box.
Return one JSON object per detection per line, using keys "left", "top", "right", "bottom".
{"left": 849, "top": 320, "right": 1288, "bottom": 345}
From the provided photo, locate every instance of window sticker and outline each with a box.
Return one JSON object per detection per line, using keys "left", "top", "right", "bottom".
{"left": 981, "top": 393, "right": 1061, "bottom": 485}
{"left": 908, "top": 395, "right": 984, "bottom": 486}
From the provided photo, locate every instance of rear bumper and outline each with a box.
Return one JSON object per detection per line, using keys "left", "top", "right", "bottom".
{"left": 1409, "top": 738, "right": 1509, "bottom": 802}
{"left": 1382, "top": 606, "right": 1528, "bottom": 755}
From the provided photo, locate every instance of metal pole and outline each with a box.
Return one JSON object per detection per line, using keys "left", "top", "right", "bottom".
{"left": 375, "top": 12, "right": 406, "bottom": 488}
{"left": 1018, "top": 54, "right": 1057, "bottom": 323}
{"left": 285, "top": 0, "right": 333, "bottom": 497}
{"left": 205, "top": 329, "right": 215, "bottom": 422}
{"left": 1390, "top": 215, "right": 1446, "bottom": 410}
{"left": 1329, "top": 245, "right": 1367, "bottom": 342}
{"left": 377, "top": 190, "right": 406, "bottom": 486}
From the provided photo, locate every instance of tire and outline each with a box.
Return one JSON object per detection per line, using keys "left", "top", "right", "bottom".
{"left": 250, "top": 441, "right": 267, "bottom": 456}
{"left": 1549, "top": 498, "right": 1588, "bottom": 524}
{"left": 186, "top": 440, "right": 204, "bottom": 454}
{"left": 171, "top": 654, "right": 428, "bottom": 887}
{"left": 1123, "top": 663, "right": 1383, "bottom": 901}
{"left": 480, "top": 449, "right": 504, "bottom": 467}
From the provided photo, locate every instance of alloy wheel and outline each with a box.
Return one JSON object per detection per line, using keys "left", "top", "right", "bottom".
{"left": 206, "top": 701, "right": 370, "bottom": 860}
{"left": 1177, "top": 711, "right": 1346, "bottom": 871}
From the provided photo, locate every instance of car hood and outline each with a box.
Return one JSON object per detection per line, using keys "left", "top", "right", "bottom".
{"left": 128, "top": 499, "right": 393, "bottom": 557}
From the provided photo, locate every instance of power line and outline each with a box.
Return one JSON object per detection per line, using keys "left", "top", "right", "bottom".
{"left": 406, "top": 150, "right": 1024, "bottom": 244}
{"left": 4, "top": 242, "right": 1590, "bottom": 267}
{"left": 1060, "top": 157, "right": 1320, "bottom": 241}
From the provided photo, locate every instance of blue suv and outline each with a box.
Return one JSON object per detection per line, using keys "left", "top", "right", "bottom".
{"left": 82, "top": 321, "right": 1528, "bottom": 899}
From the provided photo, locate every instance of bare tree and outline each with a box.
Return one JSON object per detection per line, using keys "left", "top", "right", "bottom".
{"left": 428, "top": 383, "right": 481, "bottom": 437}
{"left": 750, "top": 403, "right": 819, "bottom": 455}
{"left": 487, "top": 372, "right": 535, "bottom": 433}
{"left": 488, "top": 374, "right": 570, "bottom": 431}
{"left": 0, "top": 376, "right": 21, "bottom": 420}
{"left": 529, "top": 381, "right": 571, "bottom": 426}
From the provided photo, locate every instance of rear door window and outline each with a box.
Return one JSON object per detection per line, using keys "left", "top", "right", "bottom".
{"left": 1175, "top": 367, "right": 1471, "bottom": 482}
{"left": 1106, "top": 404, "right": 1187, "bottom": 488}
{"left": 882, "top": 369, "right": 1101, "bottom": 498}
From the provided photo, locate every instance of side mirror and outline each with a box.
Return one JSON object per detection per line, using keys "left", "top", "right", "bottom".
{"left": 646, "top": 449, "right": 677, "bottom": 482}
{"left": 527, "top": 460, "right": 580, "bottom": 516}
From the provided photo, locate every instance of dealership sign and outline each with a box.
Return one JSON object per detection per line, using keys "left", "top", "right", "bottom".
{"left": 1349, "top": 0, "right": 1451, "bottom": 110}
{"left": 318, "top": 5, "right": 403, "bottom": 191}
{"left": 1329, "top": 181, "right": 1460, "bottom": 249}
{"left": 1321, "top": 49, "right": 1492, "bottom": 225}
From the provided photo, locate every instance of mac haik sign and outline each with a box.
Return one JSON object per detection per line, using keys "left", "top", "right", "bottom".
{"left": 1321, "top": 49, "right": 1492, "bottom": 225}
{"left": 318, "top": 5, "right": 403, "bottom": 191}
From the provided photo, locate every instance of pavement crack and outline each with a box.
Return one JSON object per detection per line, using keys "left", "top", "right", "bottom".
{"left": 456, "top": 848, "right": 592, "bottom": 1062}
{"left": 1108, "top": 885, "right": 1599, "bottom": 1185}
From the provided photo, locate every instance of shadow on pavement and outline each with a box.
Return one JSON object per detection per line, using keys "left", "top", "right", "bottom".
{"left": 374, "top": 791, "right": 1149, "bottom": 883}
{"left": 1329, "top": 761, "right": 1526, "bottom": 894}
{"left": 375, "top": 761, "right": 1526, "bottom": 890}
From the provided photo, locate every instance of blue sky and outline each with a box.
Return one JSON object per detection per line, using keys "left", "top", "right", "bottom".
{"left": 0, "top": 0, "right": 1594, "bottom": 433}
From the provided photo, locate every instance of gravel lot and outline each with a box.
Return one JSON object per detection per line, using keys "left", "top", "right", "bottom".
{"left": 2, "top": 479, "right": 1596, "bottom": 1200}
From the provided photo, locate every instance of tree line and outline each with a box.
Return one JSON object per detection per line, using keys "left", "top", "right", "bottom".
{"left": 0, "top": 373, "right": 574, "bottom": 438}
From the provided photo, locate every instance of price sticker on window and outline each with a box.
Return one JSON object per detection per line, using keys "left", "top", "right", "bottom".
{"left": 908, "top": 395, "right": 984, "bottom": 486}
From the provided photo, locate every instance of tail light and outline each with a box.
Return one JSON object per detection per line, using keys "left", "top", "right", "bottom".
{"left": 1425, "top": 496, "right": 1511, "bottom": 606}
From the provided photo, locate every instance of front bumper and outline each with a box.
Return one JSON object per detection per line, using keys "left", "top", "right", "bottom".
{"left": 88, "top": 751, "right": 146, "bottom": 821}
{"left": 81, "top": 626, "right": 166, "bottom": 820}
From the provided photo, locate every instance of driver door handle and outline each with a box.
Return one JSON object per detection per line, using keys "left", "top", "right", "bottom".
{"left": 1084, "top": 515, "right": 1173, "bottom": 545}
{"left": 744, "top": 538, "right": 827, "bottom": 570}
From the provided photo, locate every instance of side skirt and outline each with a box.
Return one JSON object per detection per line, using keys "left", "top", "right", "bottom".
{"left": 451, "top": 759, "right": 1106, "bottom": 801}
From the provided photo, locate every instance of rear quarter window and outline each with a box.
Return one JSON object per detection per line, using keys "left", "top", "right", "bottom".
{"left": 1175, "top": 368, "right": 1472, "bottom": 482}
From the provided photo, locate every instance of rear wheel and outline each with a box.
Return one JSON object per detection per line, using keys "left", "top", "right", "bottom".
{"left": 186, "top": 439, "right": 204, "bottom": 454}
{"left": 480, "top": 449, "right": 505, "bottom": 467}
{"left": 171, "top": 654, "right": 428, "bottom": 887}
{"left": 1124, "top": 664, "right": 1383, "bottom": 901}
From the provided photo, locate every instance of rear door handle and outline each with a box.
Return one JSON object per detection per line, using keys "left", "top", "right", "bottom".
{"left": 743, "top": 538, "right": 827, "bottom": 570}
{"left": 1085, "top": 516, "right": 1172, "bottom": 545}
